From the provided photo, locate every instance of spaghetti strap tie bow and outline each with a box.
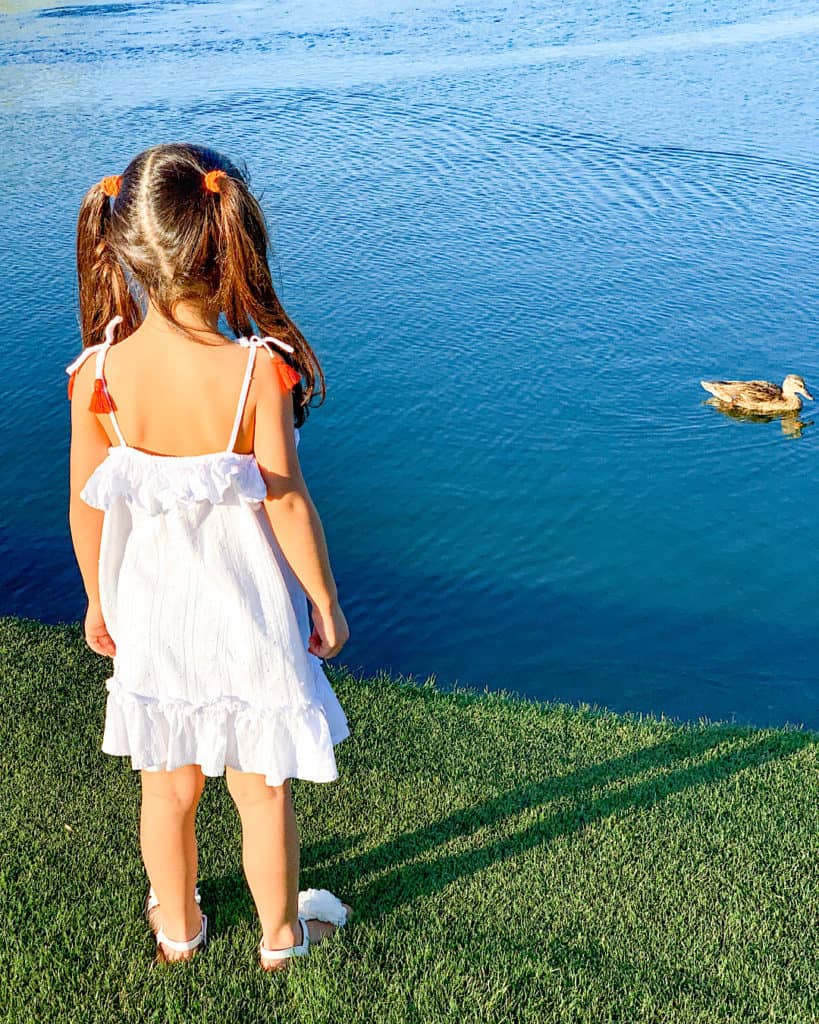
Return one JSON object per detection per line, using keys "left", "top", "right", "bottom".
{"left": 239, "top": 334, "right": 301, "bottom": 392}
{"left": 238, "top": 334, "right": 294, "bottom": 354}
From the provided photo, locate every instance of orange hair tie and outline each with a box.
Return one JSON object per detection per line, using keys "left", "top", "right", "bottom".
{"left": 203, "top": 169, "right": 227, "bottom": 193}
{"left": 100, "top": 174, "right": 122, "bottom": 198}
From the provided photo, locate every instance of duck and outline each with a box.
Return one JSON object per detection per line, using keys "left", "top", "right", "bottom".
{"left": 700, "top": 375, "right": 813, "bottom": 413}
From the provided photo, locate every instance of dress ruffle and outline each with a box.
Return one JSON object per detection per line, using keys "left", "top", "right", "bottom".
{"left": 101, "top": 672, "right": 350, "bottom": 787}
{"left": 81, "top": 448, "right": 268, "bottom": 515}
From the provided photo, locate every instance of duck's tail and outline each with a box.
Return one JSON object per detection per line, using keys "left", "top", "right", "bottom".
{"left": 700, "top": 380, "right": 719, "bottom": 397}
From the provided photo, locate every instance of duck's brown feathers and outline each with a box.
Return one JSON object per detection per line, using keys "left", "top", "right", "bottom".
{"left": 702, "top": 380, "right": 785, "bottom": 404}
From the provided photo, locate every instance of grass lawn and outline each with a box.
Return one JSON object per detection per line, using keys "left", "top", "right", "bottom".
{"left": 1, "top": 615, "right": 817, "bottom": 1024}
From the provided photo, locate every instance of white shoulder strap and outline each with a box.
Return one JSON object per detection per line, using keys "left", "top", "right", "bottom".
{"left": 78, "top": 317, "right": 128, "bottom": 447}
{"left": 65, "top": 343, "right": 104, "bottom": 377}
{"left": 227, "top": 334, "right": 297, "bottom": 452}
{"left": 94, "top": 316, "right": 123, "bottom": 379}
{"left": 227, "top": 340, "right": 258, "bottom": 452}
{"left": 255, "top": 335, "right": 294, "bottom": 357}
{"left": 65, "top": 316, "right": 124, "bottom": 377}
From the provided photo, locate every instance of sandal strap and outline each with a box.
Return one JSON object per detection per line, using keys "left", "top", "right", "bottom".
{"left": 157, "top": 913, "right": 207, "bottom": 953}
{"left": 259, "top": 916, "right": 309, "bottom": 960}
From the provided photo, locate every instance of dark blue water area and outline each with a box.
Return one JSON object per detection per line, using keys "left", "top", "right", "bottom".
{"left": 1, "top": 1, "right": 818, "bottom": 728}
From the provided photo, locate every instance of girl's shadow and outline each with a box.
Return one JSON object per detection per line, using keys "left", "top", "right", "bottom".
{"left": 199, "top": 727, "right": 814, "bottom": 929}
{"left": 344, "top": 726, "right": 814, "bottom": 922}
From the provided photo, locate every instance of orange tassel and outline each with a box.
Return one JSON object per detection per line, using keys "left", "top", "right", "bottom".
{"left": 89, "top": 377, "right": 115, "bottom": 413}
{"left": 67, "top": 371, "right": 76, "bottom": 400}
{"left": 274, "top": 358, "right": 301, "bottom": 393}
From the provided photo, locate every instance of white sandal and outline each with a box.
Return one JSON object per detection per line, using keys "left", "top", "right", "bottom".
{"left": 156, "top": 913, "right": 207, "bottom": 963}
{"left": 259, "top": 914, "right": 310, "bottom": 969}
{"left": 259, "top": 889, "right": 351, "bottom": 971}
{"left": 146, "top": 885, "right": 206, "bottom": 963}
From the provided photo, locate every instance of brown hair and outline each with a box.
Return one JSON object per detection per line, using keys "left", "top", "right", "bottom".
{"left": 76, "top": 142, "right": 324, "bottom": 427}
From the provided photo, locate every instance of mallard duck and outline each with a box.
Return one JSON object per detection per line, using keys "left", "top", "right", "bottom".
{"left": 700, "top": 375, "right": 813, "bottom": 413}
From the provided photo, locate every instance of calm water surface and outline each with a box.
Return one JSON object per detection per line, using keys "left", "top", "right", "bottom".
{"left": 2, "top": 1, "right": 818, "bottom": 727}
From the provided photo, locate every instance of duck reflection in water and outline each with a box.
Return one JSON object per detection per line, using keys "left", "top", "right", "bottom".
{"left": 703, "top": 398, "right": 814, "bottom": 438}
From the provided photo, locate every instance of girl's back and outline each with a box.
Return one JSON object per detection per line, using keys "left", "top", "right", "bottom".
{"left": 96, "top": 320, "right": 258, "bottom": 456}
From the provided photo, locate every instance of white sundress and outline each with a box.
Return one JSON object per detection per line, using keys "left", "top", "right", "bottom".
{"left": 66, "top": 316, "right": 350, "bottom": 787}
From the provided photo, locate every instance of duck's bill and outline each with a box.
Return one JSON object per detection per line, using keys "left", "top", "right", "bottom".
{"left": 804, "top": 390, "right": 815, "bottom": 401}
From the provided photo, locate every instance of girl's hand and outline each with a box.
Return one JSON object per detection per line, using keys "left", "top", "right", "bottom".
{"left": 85, "top": 600, "right": 116, "bottom": 658}
{"left": 308, "top": 601, "right": 350, "bottom": 659}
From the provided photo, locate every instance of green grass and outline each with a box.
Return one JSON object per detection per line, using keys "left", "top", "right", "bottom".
{"left": 0, "top": 615, "right": 817, "bottom": 1024}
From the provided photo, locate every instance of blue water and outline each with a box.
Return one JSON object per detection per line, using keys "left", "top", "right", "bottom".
{"left": 2, "top": 1, "right": 818, "bottom": 728}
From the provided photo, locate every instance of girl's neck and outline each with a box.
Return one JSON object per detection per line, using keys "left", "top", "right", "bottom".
{"left": 143, "top": 297, "right": 225, "bottom": 344}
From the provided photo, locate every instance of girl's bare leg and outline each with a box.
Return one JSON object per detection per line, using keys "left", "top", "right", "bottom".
{"left": 140, "top": 765, "right": 206, "bottom": 959}
{"left": 224, "top": 769, "right": 305, "bottom": 949}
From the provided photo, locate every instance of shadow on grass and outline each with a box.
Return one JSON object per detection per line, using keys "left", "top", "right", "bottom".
{"left": 325, "top": 727, "right": 814, "bottom": 923}
{"left": 194, "top": 727, "right": 813, "bottom": 935}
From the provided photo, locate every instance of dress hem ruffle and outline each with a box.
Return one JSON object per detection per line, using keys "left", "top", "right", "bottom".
{"left": 101, "top": 676, "right": 351, "bottom": 788}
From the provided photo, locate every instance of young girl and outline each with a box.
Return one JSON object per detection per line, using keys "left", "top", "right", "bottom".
{"left": 66, "top": 142, "right": 353, "bottom": 969}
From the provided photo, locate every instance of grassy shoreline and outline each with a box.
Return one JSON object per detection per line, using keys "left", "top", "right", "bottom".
{"left": 1, "top": 615, "right": 817, "bottom": 1024}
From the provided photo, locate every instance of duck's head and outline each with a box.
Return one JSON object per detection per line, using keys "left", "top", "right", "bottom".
{"left": 783, "top": 375, "right": 813, "bottom": 400}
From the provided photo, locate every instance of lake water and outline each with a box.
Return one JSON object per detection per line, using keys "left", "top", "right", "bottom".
{"left": 2, "top": 1, "right": 818, "bottom": 728}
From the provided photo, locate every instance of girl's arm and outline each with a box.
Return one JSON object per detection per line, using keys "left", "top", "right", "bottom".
{"left": 67, "top": 358, "right": 116, "bottom": 656}
{"left": 253, "top": 354, "right": 349, "bottom": 658}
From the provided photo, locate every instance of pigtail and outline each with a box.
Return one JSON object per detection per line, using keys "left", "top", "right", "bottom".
{"left": 74, "top": 144, "right": 327, "bottom": 430}
{"left": 76, "top": 181, "right": 141, "bottom": 347}
{"left": 212, "top": 174, "right": 326, "bottom": 428}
